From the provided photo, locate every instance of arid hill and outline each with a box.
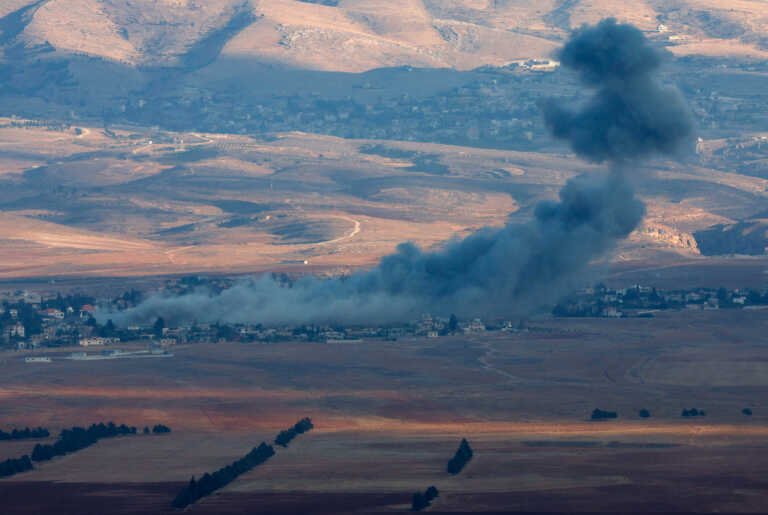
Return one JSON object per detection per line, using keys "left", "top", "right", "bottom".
{"left": 0, "top": 1, "right": 766, "bottom": 277}
{"left": 2, "top": 0, "right": 768, "bottom": 73}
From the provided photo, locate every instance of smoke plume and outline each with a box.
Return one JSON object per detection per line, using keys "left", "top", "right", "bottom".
{"left": 542, "top": 18, "right": 694, "bottom": 162}
{"left": 104, "top": 18, "right": 693, "bottom": 327}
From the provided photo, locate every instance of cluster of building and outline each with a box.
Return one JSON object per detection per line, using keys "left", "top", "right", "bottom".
{"left": 114, "top": 64, "right": 561, "bottom": 150}
{"left": 553, "top": 285, "right": 768, "bottom": 318}
{"left": 103, "top": 54, "right": 768, "bottom": 161}
{"left": 4, "top": 281, "right": 767, "bottom": 352}
{"left": 0, "top": 290, "right": 104, "bottom": 350}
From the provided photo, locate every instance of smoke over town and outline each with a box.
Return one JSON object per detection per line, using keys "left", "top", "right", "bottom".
{"left": 105, "top": 18, "right": 693, "bottom": 327}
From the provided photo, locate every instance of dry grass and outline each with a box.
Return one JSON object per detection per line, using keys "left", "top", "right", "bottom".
{"left": 0, "top": 122, "right": 764, "bottom": 278}
{"left": 3, "top": 311, "right": 768, "bottom": 511}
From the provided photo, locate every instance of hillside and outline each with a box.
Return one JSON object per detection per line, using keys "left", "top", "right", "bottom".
{"left": 2, "top": 0, "right": 768, "bottom": 74}
{"left": 0, "top": 1, "right": 766, "bottom": 277}
{"left": 0, "top": 117, "right": 764, "bottom": 278}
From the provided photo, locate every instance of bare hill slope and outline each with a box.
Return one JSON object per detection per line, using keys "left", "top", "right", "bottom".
{"left": 3, "top": 0, "right": 768, "bottom": 73}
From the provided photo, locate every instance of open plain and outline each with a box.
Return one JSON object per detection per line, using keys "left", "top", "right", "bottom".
{"left": 3, "top": 308, "right": 768, "bottom": 513}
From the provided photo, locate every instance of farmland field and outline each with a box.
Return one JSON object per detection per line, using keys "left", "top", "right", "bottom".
{"left": 3, "top": 308, "right": 768, "bottom": 513}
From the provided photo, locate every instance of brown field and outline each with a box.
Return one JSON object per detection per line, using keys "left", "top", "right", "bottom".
{"left": 3, "top": 309, "right": 768, "bottom": 512}
{"left": 0, "top": 120, "right": 765, "bottom": 281}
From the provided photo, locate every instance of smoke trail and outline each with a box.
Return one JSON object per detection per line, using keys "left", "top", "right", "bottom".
{"left": 104, "top": 18, "right": 693, "bottom": 327}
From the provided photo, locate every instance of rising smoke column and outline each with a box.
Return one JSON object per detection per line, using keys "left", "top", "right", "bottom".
{"left": 105, "top": 18, "right": 693, "bottom": 327}
{"left": 542, "top": 18, "right": 694, "bottom": 162}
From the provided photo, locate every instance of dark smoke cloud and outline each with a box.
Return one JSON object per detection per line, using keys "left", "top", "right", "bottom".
{"left": 103, "top": 19, "right": 693, "bottom": 327}
{"left": 104, "top": 173, "right": 643, "bottom": 326}
{"left": 543, "top": 18, "right": 694, "bottom": 163}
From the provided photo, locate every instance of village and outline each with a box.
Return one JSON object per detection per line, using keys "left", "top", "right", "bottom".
{"left": 2, "top": 276, "right": 767, "bottom": 358}
{"left": 106, "top": 52, "right": 768, "bottom": 154}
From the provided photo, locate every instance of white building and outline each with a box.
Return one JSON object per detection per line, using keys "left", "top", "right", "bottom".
{"left": 10, "top": 323, "right": 25, "bottom": 338}
{"left": 79, "top": 337, "right": 106, "bottom": 346}
{"left": 25, "top": 356, "right": 52, "bottom": 363}
{"left": 43, "top": 309, "right": 65, "bottom": 320}
{"left": 464, "top": 318, "right": 486, "bottom": 333}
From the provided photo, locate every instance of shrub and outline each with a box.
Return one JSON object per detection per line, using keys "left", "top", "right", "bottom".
{"left": 591, "top": 409, "right": 618, "bottom": 420}
{"left": 411, "top": 485, "right": 439, "bottom": 511}
{"left": 447, "top": 438, "right": 473, "bottom": 475}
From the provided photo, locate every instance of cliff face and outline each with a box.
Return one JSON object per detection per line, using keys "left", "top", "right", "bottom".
{"left": 637, "top": 222, "right": 700, "bottom": 254}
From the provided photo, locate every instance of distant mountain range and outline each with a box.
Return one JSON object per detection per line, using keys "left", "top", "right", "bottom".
{"left": 1, "top": 0, "right": 767, "bottom": 74}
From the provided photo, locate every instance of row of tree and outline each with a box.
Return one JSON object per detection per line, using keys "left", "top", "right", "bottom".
{"left": 591, "top": 409, "right": 618, "bottom": 420}
{"left": 446, "top": 438, "right": 473, "bottom": 475}
{"left": 0, "top": 455, "right": 33, "bottom": 478}
{"left": 274, "top": 417, "right": 314, "bottom": 447}
{"left": 0, "top": 426, "right": 50, "bottom": 441}
{"left": 30, "top": 422, "right": 165, "bottom": 462}
{"left": 595, "top": 407, "right": 755, "bottom": 419}
{"left": 172, "top": 442, "right": 275, "bottom": 509}
{"left": 411, "top": 485, "right": 439, "bottom": 511}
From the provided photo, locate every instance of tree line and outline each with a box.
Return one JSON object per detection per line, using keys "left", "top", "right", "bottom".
{"left": 411, "top": 485, "right": 439, "bottom": 511}
{"left": 591, "top": 409, "right": 618, "bottom": 421}
{"left": 589, "top": 407, "right": 756, "bottom": 419}
{"left": 0, "top": 421, "right": 170, "bottom": 479}
{"left": 172, "top": 442, "right": 275, "bottom": 509}
{"left": 447, "top": 438, "right": 473, "bottom": 475}
{"left": 274, "top": 417, "right": 314, "bottom": 447}
{"left": 0, "top": 455, "right": 33, "bottom": 478}
{"left": 0, "top": 427, "right": 50, "bottom": 441}
{"left": 31, "top": 422, "right": 169, "bottom": 462}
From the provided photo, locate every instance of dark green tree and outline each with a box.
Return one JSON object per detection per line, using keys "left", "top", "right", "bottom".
{"left": 425, "top": 485, "right": 439, "bottom": 501}
{"left": 447, "top": 438, "right": 473, "bottom": 474}
{"left": 448, "top": 314, "right": 458, "bottom": 333}
{"left": 153, "top": 317, "right": 165, "bottom": 338}
{"left": 411, "top": 492, "right": 428, "bottom": 511}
